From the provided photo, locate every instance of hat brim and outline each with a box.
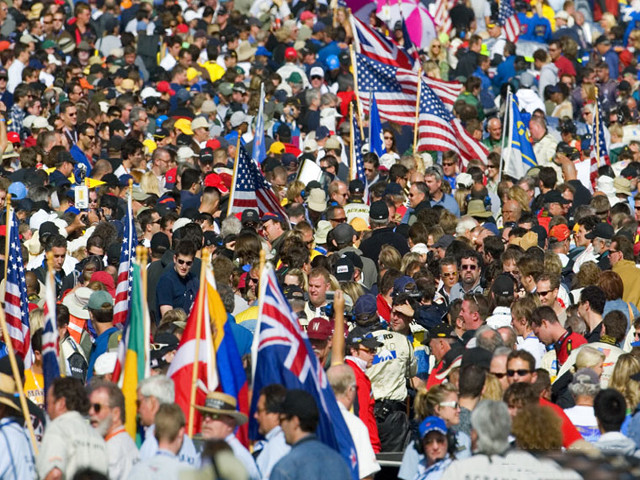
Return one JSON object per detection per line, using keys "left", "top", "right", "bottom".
{"left": 469, "top": 210, "right": 492, "bottom": 218}
{"left": 193, "top": 405, "right": 249, "bottom": 425}
{"left": 0, "top": 392, "right": 19, "bottom": 412}
{"left": 435, "top": 355, "right": 463, "bottom": 380}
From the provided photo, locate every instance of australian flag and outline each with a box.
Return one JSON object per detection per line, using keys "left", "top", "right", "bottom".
{"left": 250, "top": 264, "right": 359, "bottom": 480}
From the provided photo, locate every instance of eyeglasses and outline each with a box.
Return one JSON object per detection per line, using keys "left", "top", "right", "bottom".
{"left": 443, "top": 162, "right": 455, "bottom": 166}
{"left": 331, "top": 218, "right": 347, "bottom": 223}
{"left": 176, "top": 259, "right": 193, "bottom": 266}
{"left": 54, "top": 17, "right": 64, "bottom": 21}
{"left": 43, "top": 20, "right": 52, "bottom": 24}
{"left": 536, "top": 290, "right": 551, "bottom": 296}
{"left": 360, "top": 346, "right": 377, "bottom": 354}
{"left": 442, "top": 272, "right": 457, "bottom": 278}
{"left": 507, "top": 369, "right": 531, "bottom": 377}
{"left": 68, "top": 112, "right": 77, "bottom": 116}
{"left": 439, "top": 401, "right": 459, "bottom": 408}
{"left": 490, "top": 371, "right": 507, "bottom": 379}
{"left": 461, "top": 264, "right": 477, "bottom": 270}
{"left": 85, "top": 135, "right": 95, "bottom": 140}
{"left": 248, "top": 277, "right": 259, "bottom": 284}
{"left": 91, "top": 403, "right": 107, "bottom": 413}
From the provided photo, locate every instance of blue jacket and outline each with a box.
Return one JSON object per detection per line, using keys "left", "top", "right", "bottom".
{"left": 492, "top": 55, "right": 516, "bottom": 92}
{"left": 270, "top": 435, "right": 351, "bottom": 480}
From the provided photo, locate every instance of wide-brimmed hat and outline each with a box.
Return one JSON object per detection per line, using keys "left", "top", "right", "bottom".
{"left": 62, "top": 287, "right": 93, "bottom": 319}
{"left": 466, "top": 199, "right": 492, "bottom": 218}
{"left": 194, "top": 392, "right": 248, "bottom": 425}
{"left": 307, "top": 188, "right": 327, "bottom": 212}
{"left": 0, "top": 372, "right": 19, "bottom": 412}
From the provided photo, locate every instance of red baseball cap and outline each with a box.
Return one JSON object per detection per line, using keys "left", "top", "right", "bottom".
{"left": 203, "top": 173, "right": 229, "bottom": 195}
{"left": 206, "top": 139, "right": 221, "bottom": 150}
{"left": 157, "top": 81, "right": 176, "bottom": 96}
{"left": 176, "top": 23, "right": 189, "bottom": 34}
{"left": 284, "top": 47, "right": 298, "bottom": 61}
{"left": 7, "top": 131, "right": 20, "bottom": 144}
{"left": 549, "top": 224, "right": 570, "bottom": 242}
{"left": 165, "top": 167, "right": 177, "bottom": 187}
{"left": 300, "top": 11, "right": 316, "bottom": 21}
{"left": 307, "top": 317, "right": 333, "bottom": 340}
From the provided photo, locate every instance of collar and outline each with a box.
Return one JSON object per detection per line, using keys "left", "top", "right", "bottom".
{"left": 105, "top": 425, "right": 126, "bottom": 441}
{"left": 266, "top": 425, "right": 283, "bottom": 441}
{"left": 345, "top": 355, "right": 367, "bottom": 371}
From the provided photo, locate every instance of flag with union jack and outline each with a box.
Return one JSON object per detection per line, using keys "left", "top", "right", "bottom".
{"left": 355, "top": 53, "right": 488, "bottom": 165}
{"left": 498, "top": 0, "right": 520, "bottom": 43}
{"left": 590, "top": 99, "right": 611, "bottom": 191}
{"left": 4, "top": 209, "right": 33, "bottom": 368}
{"left": 250, "top": 263, "right": 359, "bottom": 480}
{"left": 227, "top": 145, "right": 288, "bottom": 222}
{"left": 112, "top": 191, "right": 137, "bottom": 326}
{"left": 42, "top": 262, "right": 60, "bottom": 402}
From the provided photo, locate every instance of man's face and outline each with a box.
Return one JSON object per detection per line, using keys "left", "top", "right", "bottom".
{"left": 460, "top": 257, "right": 479, "bottom": 287}
{"left": 548, "top": 43, "right": 561, "bottom": 61}
{"left": 309, "top": 337, "right": 331, "bottom": 364}
{"left": 51, "top": 246, "right": 66, "bottom": 271}
{"left": 364, "top": 162, "right": 376, "bottom": 182}
{"left": 635, "top": 200, "right": 640, "bottom": 222}
{"left": 506, "top": 357, "right": 534, "bottom": 385}
{"left": 408, "top": 185, "right": 425, "bottom": 208}
{"left": 352, "top": 344, "right": 376, "bottom": 368}
{"left": 308, "top": 275, "right": 329, "bottom": 306}
{"left": 390, "top": 308, "right": 412, "bottom": 333}
{"left": 136, "top": 391, "right": 157, "bottom": 427}
{"left": 488, "top": 119, "right": 502, "bottom": 140}
{"left": 442, "top": 158, "right": 456, "bottom": 177}
{"left": 279, "top": 414, "right": 297, "bottom": 445}
{"left": 460, "top": 300, "right": 477, "bottom": 330}
{"left": 502, "top": 200, "right": 520, "bottom": 224}
{"left": 562, "top": 191, "right": 573, "bottom": 215}
{"left": 424, "top": 175, "right": 441, "bottom": 196}
{"left": 201, "top": 413, "right": 233, "bottom": 439}
{"left": 518, "top": 182, "right": 534, "bottom": 203}
{"left": 429, "top": 338, "right": 449, "bottom": 363}
{"left": 262, "top": 219, "right": 282, "bottom": 242}
{"left": 329, "top": 208, "right": 346, "bottom": 228}
{"left": 531, "top": 319, "right": 553, "bottom": 345}
{"left": 174, "top": 253, "right": 194, "bottom": 278}
{"left": 441, "top": 263, "right": 458, "bottom": 289}
{"left": 536, "top": 279, "right": 558, "bottom": 307}
{"left": 609, "top": 242, "right": 623, "bottom": 266}
{"left": 331, "top": 184, "right": 349, "bottom": 206}
{"left": 63, "top": 107, "right": 77, "bottom": 127}
{"left": 490, "top": 355, "right": 510, "bottom": 392}
{"left": 89, "top": 388, "right": 114, "bottom": 437}
{"left": 548, "top": 202, "right": 564, "bottom": 217}
{"left": 254, "top": 394, "right": 279, "bottom": 436}
{"left": 80, "top": 127, "right": 95, "bottom": 150}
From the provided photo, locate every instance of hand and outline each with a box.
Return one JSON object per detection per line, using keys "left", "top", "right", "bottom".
{"left": 553, "top": 152, "right": 569, "bottom": 165}
{"left": 334, "top": 289, "right": 345, "bottom": 311}
{"left": 0, "top": 101, "right": 6, "bottom": 113}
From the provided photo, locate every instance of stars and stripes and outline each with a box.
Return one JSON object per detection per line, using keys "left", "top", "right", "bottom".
{"left": 42, "top": 259, "right": 60, "bottom": 403}
{"left": 227, "top": 145, "right": 288, "bottom": 222}
{"left": 590, "top": 100, "right": 611, "bottom": 190}
{"left": 433, "top": 0, "right": 452, "bottom": 34}
{"left": 351, "top": 109, "right": 370, "bottom": 203}
{"left": 4, "top": 209, "right": 33, "bottom": 368}
{"left": 498, "top": 0, "right": 520, "bottom": 43}
{"left": 354, "top": 53, "right": 487, "bottom": 165}
{"left": 112, "top": 192, "right": 137, "bottom": 326}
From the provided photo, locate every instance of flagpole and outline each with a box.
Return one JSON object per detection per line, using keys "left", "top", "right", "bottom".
{"left": 226, "top": 135, "right": 242, "bottom": 218}
{"left": 349, "top": 102, "right": 355, "bottom": 181}
{"left": 498, "top": 88, "right": 511, "bottom": 183}
{"left": 413, "top": 67, "right": 422, "bottom": 153}
{"left": 188, "top": 247, "right": 209, "bottom": 438}
{"left": 3, "top": 195, "right": 10, "bottom": 284}
{"left": 349, "top": 44, "right": 365, "bottom": 138}
{"left": 137, "top": 246, "right": 150, "bottom": 378}
{"left": 594, "top": 87, "right": 601, "bottom": 168}
{"left": 331, "top": 290, "right": 345, "bottom": 366}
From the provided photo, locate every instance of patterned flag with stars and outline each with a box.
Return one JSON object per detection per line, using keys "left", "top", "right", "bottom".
{"left": 350, "top": 109, "right": 370, "bottom": 203}
{"left": 498, "top": 0, "right": 520, "bottom": 43}
{"left": 4, "top": 208, "right": 33, "bottom": 368}
{"left": 355, "top": 53, "right": 487, "bottom": 165}
{"left": 590, "top": 99, "right": 611, "bottom": 191}
{"left": 252, "top": 83, "right": 266, "bottom": 164}
{"left": 227, "top": 145, "right": 289, "bottom": 222}
{"left": 112, "top": 191, "right": 137, "bottom": 326}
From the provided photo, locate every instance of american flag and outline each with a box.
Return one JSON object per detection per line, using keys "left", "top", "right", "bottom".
{"left": 42, "top": 261, "right": 60, "bottom": 400}
{"left": 4, "top": 209, "right": 33, "bottom": 368}
{"left": 112, "top": 192, "right": 137, "bottom": 326}
{"left": 250, "top": 263, "right": 359, "bottom": 480}
{"left": 355, "top": 53, "right": 488, "bottom": 165}
{"left": 433, "top": 0, "right": 452, "bottom": 34}
{"left": 350, "top": 108, "right": 370, "bottom": 203}
{"left": 227, "top": 145, "right": 288, "bottom": 221}
{"left": 498, "top": 0, "right": 520, "bottom": 43}
{"left": 252, "top": 83, "right": 266, "bottom": 164}
{"left": 590, "top": 100, "right": 611, "bottom": 190}
{"left": 399, "top": 16, "right": 420, "bottom": 64}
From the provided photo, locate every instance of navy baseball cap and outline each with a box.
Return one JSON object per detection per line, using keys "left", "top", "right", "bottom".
{"left": 354, "top": 294, "right": 377, "bottom": 316}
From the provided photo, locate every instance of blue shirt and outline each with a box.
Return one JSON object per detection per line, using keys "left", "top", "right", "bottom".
{"left": 492, "top": 55, "right": 515, "bottom": 91}
{"left": 87, "top": 326, "right": 119, "bottom": 381}
{"left": 70, "top": 144, "right": 92, "bottom": 178}
{"left": 430, "top": 193, "right": 461, "bottom": 217}
{"left": 270, "top": 435, "right": 351, "bottom": 480}
{"left": 155, "top": 267, "right": 199, "bottom": 319}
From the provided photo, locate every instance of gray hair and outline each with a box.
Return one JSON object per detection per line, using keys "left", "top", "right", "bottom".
{"left": 305, "top": 88, "right": 321, "bottom": 106}
{"left": 424, "top": 166, "right": 443, "bottom": 182}
{"left": 221, "top": 216, "right": 242, "bottom": 238}
{"left": 475, "top": 326, "right": 504, "bottom": 353}
{"left": 498, "top": 326, "right": 518, "bottom": 350}
{"left": 569, "top": 369, "right": 601, "bottom": 399}
{"left": 217, "top": 283, "right": 235, "bottom": 313}
{"left": 455, "top": 216, "right": 479, "bottom": 237}
{"left": 493, "top": 346, "right": 512, "bottom": 359}
{"left": 327, "top": 364, "right": 356, "bottom": 397}
{"left": 130, "top": 106, "right": 146, "bottom": 124}
{"left": 87, "top": 379, "right": 126, "bottom": 424}
{"left": 471, "top": 400, "right": 511, "bottom": 455}
{"left": 138, "top": 375, "right": 175, "bottom": 405}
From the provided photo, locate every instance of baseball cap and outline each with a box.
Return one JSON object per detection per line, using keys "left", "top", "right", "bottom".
{"left": 333, "top": 254, "right": 354, "bottom": 282}
{"left": 424, "top": 323, "right": 456, "bottom": 343}
{"left": 241, "top": 209, "right": 259, "bottom": 225}
{"left": 419, "top": 416, "right": 448, "bottom": 439}
{"left": 461, "top": 347, "right": 492, "bottom": 370}
{"left": 87, "top": 290, "right": 114, "bottom": 310}
{"left": 150, "top": 333, "right": 179, "bottom": 369}
{"left": 307, "top": 317, "right": 333, "bottom": 340}
{"left": 150, "top": 232, "right": 170, "bottom": 253}
{"left": 174, "top": 118, "right": 194, "bottom": 135}
{"left": 585, "top": 222, "right": 614, "bottom": 240}
{"left": 350, "top": 218, "right": 369, "bottom": 232}
{"left": 433, "top": 234, "right": 454, "bottom": 249}
{"left": 369, "top": 201, "right": 388, "bottom": 221}
{"left": 549, "top": 224, "right": 571, "bottom": 242}
{"left": 204, "top": 173, "right": 229, "bottom": 195}
{"left": 545, "top": 190, "right": 570, "bottom": 205}
{"left": 384, "top": 183, "right": 403, "bottom": 196}
{"left": 310, "top": 66, "right": 324, "bottom": 78}
{"left": 332, "top": 223, "right": 356, "bottom": 244}
{"left": 284, "top": 47, "right": 298, "bottom": 61}
{"left": 349, "top": 179, "right": 364, "bottom": 194}
{"left": 491, "top": 273, "right": 515, "bottom": 297}
{"left": 346, "top": 330, "right": 382, "bottom": 350}
{"left": 261, "top": 212, "right": 284, "bottom": 224}
{"left": 354, "top": 294, "right": 377, "bottom": 316}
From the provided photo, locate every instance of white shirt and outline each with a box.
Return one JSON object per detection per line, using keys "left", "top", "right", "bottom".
{"left": 255, "top": 426, "right": 291, "bottom": 479}
{"left": 573, "top": 244, "right": 597, "bottom": 274}
{"left": 0, "top": 418, "right": 37, "bottom": 480}
{"left": 486, "top": 306, "right": 512, "bottom": 329}
{"left": 106, "top": 426, "right": 140, "bottom": 480}
{"left": 563, "top": 405, "right": 600, "bottom": 443}
{"left": 225, "top": 433, "right": 261, "bottom": 480}
{"left": 517, "top": 335, "right": 547, "bottom": 368}
{"left": 140, "top": 425, "right": 200, "bottom": 468}
{"left": 7, "top": 59, "right": 25, "bottom": 94}
{"left": 127, "top": 449, "right": 189, "bottom": 480}
{"left": 338, "top": 402, "right": 381, "bottom": 479}
{"left": 159, "top": 54, "right": 177, "bottom": 72}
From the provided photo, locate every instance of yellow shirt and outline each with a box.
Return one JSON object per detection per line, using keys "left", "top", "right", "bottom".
{"left": 201, "top": 61, "right": 226, "bottom": 83}
{"left": 24, "top": 369, "right": 44, "bottom": 407}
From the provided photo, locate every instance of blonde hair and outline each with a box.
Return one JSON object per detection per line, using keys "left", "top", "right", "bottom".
{"left": 575, "top": 346, "right": 605, "bottom": 371}
{"left": 609, "top": 354, "right": 640, "bottom": 411}
{"left": 414, "top": 383, "right": 457, "bottom": 420}
{"left": 401, "top": 252, "right": 422, "bottom": 273}
{"left": 543, "top": 252, "right": 563, "bottom": 277}
{"left": 481, "top": 374, "right": 504, "bottom": 401}
{"left": 29, "top": 308, "right": 45, "bottom": 333}
{"left": 341, "top": 281, "right": 365, "bottom": 305}
{"left": 140, "top": 171, "right": 161, "bottom": 196}
{"left": 508, "top": 186, "right": 531, "bottom": 212}
{"left": 379, "top": 246, "right": 402, "bottom": 271}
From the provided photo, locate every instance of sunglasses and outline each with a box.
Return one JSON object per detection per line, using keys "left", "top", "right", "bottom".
{"left": 439, "top": 401, "right": 459, "bottom": 408}
{"left": 507, "top": 369, "right": 531, "bottom": 377}
{"left": 490, "top": 371, "right": 507, "bottom": 379}
{"left": 461, "top": 264, "right": 477, "bottom": 271}
{"left": 176, "top": 259, "right": 193, "bottom": 266}
{"left": 442, "top": 272, "right": 457, "bottom": 278}
{"left": 91, "top": 403, "right": 107, "bottom": 413}
{"left": 443, "top": 162, "right": 455, "bottom": 166}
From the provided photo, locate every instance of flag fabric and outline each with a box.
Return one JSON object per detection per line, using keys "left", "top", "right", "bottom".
{"left": 498, "top": 0, "right": 520, "bottom": 43}
{"left": 4, "top": 209, "right": 33, "bottom": 368}
{"left": 590, "top": 99, "right": 611, "bottom": 190}
{"left": 42, "top": 265, "right": 60, "bottom": 401}
{"left": 433, "top": 0, "right": 452, "bottom": 34}
{"left": 351, "top": 109, "right": 370, "bottom": 204}
{"left": 351, "top": 15, "right": 414, "bottom": 70}
{"left": 504, "top": 94, "right": 537, "bottom": 179}
{"left": 399, "top": 16, "right": 419, "bottom": 63}
{"left": 252, "top": 83, "right": 266, "bottom": 164}
{"left": 208, "top": 271, "right": 250, "bottom": 447}
{"left": 112, "top": 192, "right": 137, "bottom": 326}
{"left": 423, "top": 76, "right": 464, "bottom": 109}
{"left": 167, "top": 273, "right": 217, "bottom": 435}
{"left": 369, "top": 92, "right": 384, "bottom": 157}
{"left": 354, "top": 53, "right": 487, "bottom": 165}
{"left": 250, "top": 263, "right": 359, "bottom": 480}
{"left": 227, "top": 145, "right": 288, "bottom": 221}
{"left": 111, "top": 262, "right": 148, "bottom": 439}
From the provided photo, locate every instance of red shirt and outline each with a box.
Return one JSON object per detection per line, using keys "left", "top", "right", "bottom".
{"left": 556, "top": 331, "right": 588, "bottom": 365}
{"left": 426, "top": 361, "right": 446, "bottom": 390}
{"left": 345, "top": 358, "right": 381, "bottom": 453}
{"left": 540, "top": 397, "right": 583, "bottom": 448}
{"left": 554, "top": 56, "right": 577, "bottom": 77}
{"left": 377, "top": 294, "right": 391, "bottom": 322}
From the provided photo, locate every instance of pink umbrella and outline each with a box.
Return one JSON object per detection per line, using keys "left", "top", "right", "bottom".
{"left": 376, "top": 0, "right": 437, "bottom": 49}
{"left": 344, "top": 0, "right": 377, "bottom": 22}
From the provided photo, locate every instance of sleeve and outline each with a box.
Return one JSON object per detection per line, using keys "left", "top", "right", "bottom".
{"left": 36, "top": 426, "right": 67, "bottom": 478}
{"left": 155, "top": 273, "right": 173, "bottom": 307}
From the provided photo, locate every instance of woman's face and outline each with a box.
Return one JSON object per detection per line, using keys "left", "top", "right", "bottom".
{"left": 383, "top": 131, "right": 394, "bottom": 150}
{"left": 436, "top": 392, "right": 460, "bottom": 427}
{"left": 423, "top": 431, "right": 448, "bottom": 464}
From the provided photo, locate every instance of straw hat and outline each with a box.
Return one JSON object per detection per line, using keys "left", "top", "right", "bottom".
{"left": 194, "top": 392, "right": 248, "bottom": 425}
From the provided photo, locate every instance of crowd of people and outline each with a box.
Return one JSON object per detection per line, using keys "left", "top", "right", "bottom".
{"left": 2, "top": 0, "right": 640, "bottom": 478}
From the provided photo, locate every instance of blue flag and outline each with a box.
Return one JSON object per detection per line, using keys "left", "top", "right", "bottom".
{"left": 505, "top": 94, "right": 537, "bottom": 179}
{"left": 42, "top": 258, "right": 60, "bottom": 403}
{"left": 252, "top": 83, "right": 266, "bottom": 164}
{"left": 251, "top": 264, "right": 359, "bottom": 480}
{"left": 369, "top": 93, "right": 384, "bottom": 157}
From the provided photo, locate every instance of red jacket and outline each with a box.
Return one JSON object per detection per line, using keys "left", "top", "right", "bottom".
{"left": 377, "top": 294, "right": 391, "bottom": 322}
{"left": 540, "top": 397, "right": 582, "bottom": 448}
{"left": 346, "top": 357, "right": 381, "bottom": 453}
